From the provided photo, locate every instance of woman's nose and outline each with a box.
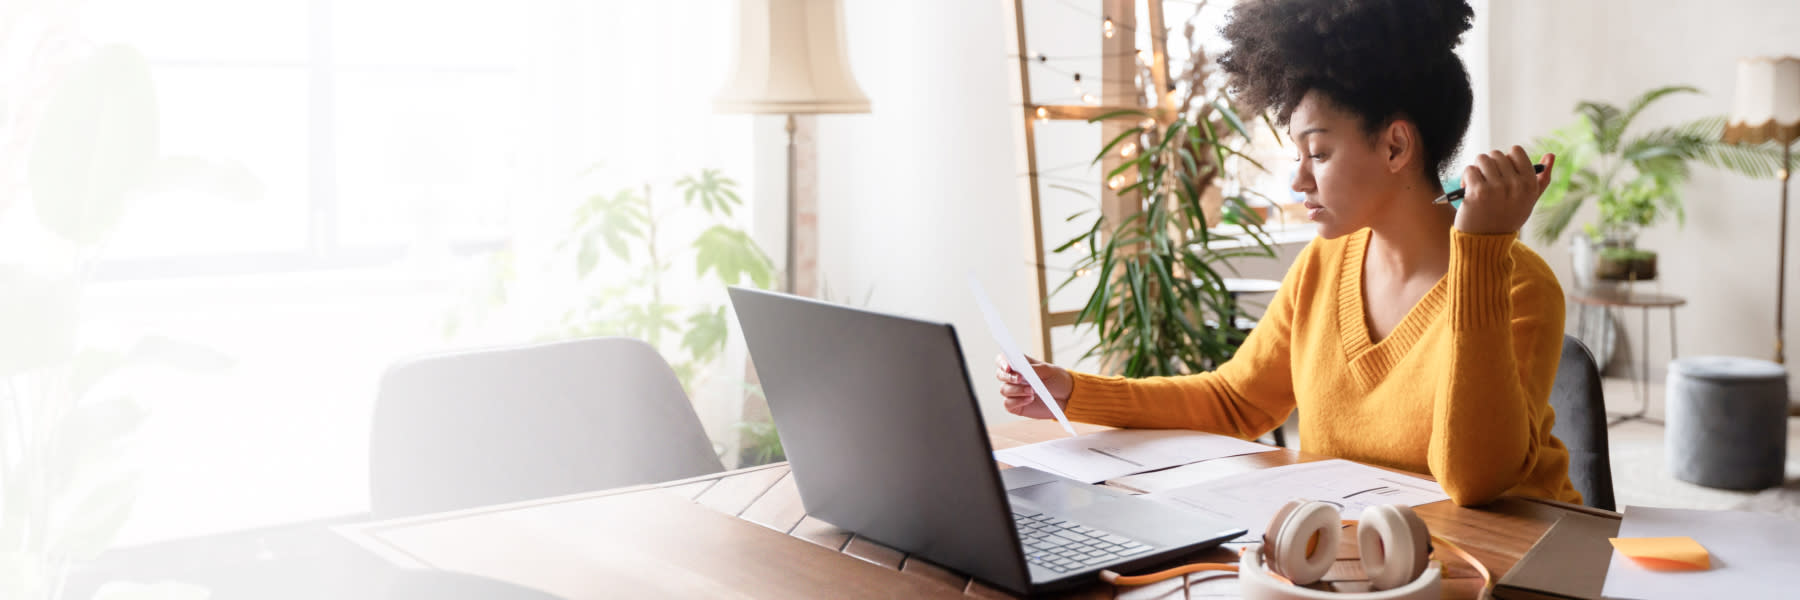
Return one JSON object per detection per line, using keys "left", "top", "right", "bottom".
{"left": 1291, "top": 165, "right": 1314, "bottom": 193}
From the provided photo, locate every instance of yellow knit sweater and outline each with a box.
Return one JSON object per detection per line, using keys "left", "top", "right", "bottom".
{"left": 1065, "top": 228, "right": 1580, "bottom": 506}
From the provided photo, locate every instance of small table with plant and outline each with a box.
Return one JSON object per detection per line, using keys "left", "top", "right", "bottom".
{"left": 1567, "top": 286, "right": 1687, "bottom": 427}
{"left": 1526, "top": 84, "right": 1789, "bottom": 426}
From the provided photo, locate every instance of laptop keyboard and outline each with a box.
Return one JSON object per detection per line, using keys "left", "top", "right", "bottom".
{"left": 1013, "top": 512, "right": 1153, "bottom": 573}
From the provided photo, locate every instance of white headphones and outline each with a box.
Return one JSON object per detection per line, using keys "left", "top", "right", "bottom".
{"left": 1238, "top": 500, "right": 1441, "bottom": 600}
{"left": 1102, "top": 499, "right": 1482, "bottom": 599}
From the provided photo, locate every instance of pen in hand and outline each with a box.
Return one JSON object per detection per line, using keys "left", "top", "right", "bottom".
{"left": 1432, "top": 163, "right": 1546, "bottom": 205}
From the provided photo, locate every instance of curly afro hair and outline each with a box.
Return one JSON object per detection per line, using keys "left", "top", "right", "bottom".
{"left": 1217, "top": 0, "right": 1475, "bottom": 183}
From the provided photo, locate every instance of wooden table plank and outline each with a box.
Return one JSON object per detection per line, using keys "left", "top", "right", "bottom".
{"left": 736, "top": 469, "right": 808, "bottom": 534}
{"left": 965, "top": 579, "right": 1018, "bottom": 598}
{"left": 791, "top": 515, "right": 853, "bottom": 551}
{"left": 1415, "top": 496, "right": 1566, "bottom": 578}
{"left": 661, "top": 479, "right": 717, "bottom": 501}
{"left": 693, "top": 463, "right": 790, "bottom": 516}
{"left": 1442, "top": 577, "right": 1489, "bottom": 599}
{"left": 366, "top": 488, "right": 964, "bottom": 599}
{"left": 900, "top": 555, "right": 972, "bottom": 593}
{"left": 843, "top": 534, "right": 907, "bottom": 570}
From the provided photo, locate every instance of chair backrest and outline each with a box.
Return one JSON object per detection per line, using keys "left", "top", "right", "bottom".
{"left": 1548, "top": 334, "right": 1617, "bottom": 511}
{"left": 369, "top": 337, "right": 724, "bottom": 518}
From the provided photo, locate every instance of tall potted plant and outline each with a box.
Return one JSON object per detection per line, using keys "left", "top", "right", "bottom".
{"left": 1054, "top": 14, "right": 1277, "bottom": 377}
{"left": 1530, "top": 85, "right": 1791, "bottom": 287}
{"left": 5, "top": 41, "right": 233, "bottom": 600}
{"left": 447, "top": 167, "right": 780, "bottom": 467}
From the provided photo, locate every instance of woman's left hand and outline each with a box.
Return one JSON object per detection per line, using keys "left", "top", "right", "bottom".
{"left": 1453, "top": 146, "right": 1555, "bottom": 235}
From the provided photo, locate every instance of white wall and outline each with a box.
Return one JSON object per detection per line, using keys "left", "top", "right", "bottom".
{"left": 1490, "top": 1, "right": 1800, "bottom": 383}
{"left": 804, "top": 0, "right": 1031, "bottom": 426}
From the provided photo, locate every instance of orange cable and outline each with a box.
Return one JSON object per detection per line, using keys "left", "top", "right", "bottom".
{"left": 1100, "top": 546, "right": 1295, "bottom": 587}
{"left": 1430, "top": 535, "right": 1493, "bottom": 593}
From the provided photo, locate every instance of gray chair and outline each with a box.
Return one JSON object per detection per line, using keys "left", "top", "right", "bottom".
{"left": 1548, "top": 334, "right": 1617, "bottom": 511}
{"left": 370, "top": 337, "right": 725, "bottom": 518}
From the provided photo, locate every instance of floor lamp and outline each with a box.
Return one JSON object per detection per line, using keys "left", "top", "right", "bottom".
{"left": 1724, "top": 56, "right": 1800, "bottom": 364}
{"left": 715, "top": 0, "right": 871, "bottom": 296}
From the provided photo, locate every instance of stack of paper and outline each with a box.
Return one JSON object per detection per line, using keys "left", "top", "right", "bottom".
{"left": 1600, "top": 506, "right": 1798, "bottom": 599}
{"left": 992, "top": 428, "right": 1277, "bottom": 483}
{"left": 1143, "top": 459, "right": 1450, "bottom": 542}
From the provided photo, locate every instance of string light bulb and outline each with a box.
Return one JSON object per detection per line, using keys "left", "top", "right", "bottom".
{"left": 1121, "top": 143, "right": 1137, "bottom": 158}
{"left": 1108, "top": 174, "right": 1124, "bottom": 190}
{"left": 1103, "top": 16, "right": 1115, "bottom": 39}
{"left": 1140, "top": 117, "right": 1157, "bottom": 130}
{"left": 1082, "top": 93, "right": 1097, "bottom": 105}
{"left": 1076, "top": 267, "right": 1091, "bottom": 278}
{"left": 1072, "top": 72, "right": 1084, "bottom": 97}
{"left": 1137, "top": 49, "right": 1152, "bottom": 65}
{"left": 1035, "top": 106, "right": 1049, "bottom": 121}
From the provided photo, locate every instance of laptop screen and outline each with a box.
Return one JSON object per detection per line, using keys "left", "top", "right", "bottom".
{"left": 728, "top": 287, "right": 1031, "bottom": 591}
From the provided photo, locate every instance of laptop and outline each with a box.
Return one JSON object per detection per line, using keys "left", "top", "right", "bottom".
{"left": 727, "top": 287, "right": 1245, "bottom": 595}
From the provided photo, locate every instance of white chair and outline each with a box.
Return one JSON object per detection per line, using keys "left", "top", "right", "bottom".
{"left": 370, "top": 337, "right": 724, "bottom": 518}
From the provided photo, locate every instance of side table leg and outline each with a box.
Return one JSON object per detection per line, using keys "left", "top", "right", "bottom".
{"left": 1641, "top": 306, "right": 1649, "bottom": 415}
{"left": 1609, "top": 305, "right": 1666, "bottom": 427}
{"left": 1669, "top": 306, "right": 1678, "bottom": 359}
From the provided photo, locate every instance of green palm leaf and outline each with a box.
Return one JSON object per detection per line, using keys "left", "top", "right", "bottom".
{"left": 1616, "top": 85, "right": 1700, "bottom": 141}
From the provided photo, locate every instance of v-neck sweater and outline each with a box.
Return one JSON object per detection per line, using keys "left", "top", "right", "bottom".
{"left": 1065, "top": 228, "right": 1579, "bottom": 506}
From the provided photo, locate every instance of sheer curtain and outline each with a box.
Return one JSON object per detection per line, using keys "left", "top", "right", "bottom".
{"left": 4, "top": 0, "right": 755, "bottom": 548}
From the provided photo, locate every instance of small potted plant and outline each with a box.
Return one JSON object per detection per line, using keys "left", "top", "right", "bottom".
{"left": 1586, "top": 178, "right": 1663, "bottom": 281}
{"left": 1529, "top": 85, "right": 1789, "bottom": 288}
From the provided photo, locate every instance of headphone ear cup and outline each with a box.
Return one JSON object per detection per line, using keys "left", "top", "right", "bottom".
{"left": 1357, "top": 504, "right": 1431, "bottom": 591}
{"left": 1262, "top": 499, "right": 1307, "bottom": 561}
{"left": 1265, "top": 500, "right": 1340, "bottom": 585}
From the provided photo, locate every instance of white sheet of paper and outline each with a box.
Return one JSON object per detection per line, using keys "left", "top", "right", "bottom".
{"left": 992, "top": 429, "right": 1278, "bottom": 483}
{"left": 1600, "top": 506, "right": 1798, "bottom": 600}
{"left": 1144, "top": 459, "right": 1449, "bottom": 542}
{"left": 969, "top": 274, "right": 1076, "bottom": 437}
{"left": 1109, "top": 459, "right": 1269, "bottom": 494}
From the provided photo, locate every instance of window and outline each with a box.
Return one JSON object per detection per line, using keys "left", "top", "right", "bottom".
{"left": 81, "top": 0, "right": 526, "bottom": 279}
{"left": 21, "top": 1, "right": 759, "bottom": 549}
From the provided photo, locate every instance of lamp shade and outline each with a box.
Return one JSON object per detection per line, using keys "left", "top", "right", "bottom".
{"left": 1724, "top": 56, "right": 1800, "bottom": 145}
{"left": 715, "top": 0, "right": 870, "bottom": 115}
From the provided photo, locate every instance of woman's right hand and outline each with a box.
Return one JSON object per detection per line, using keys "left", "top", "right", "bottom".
{"left": 994, "top": 353, "right": 1073, "bottom": 419}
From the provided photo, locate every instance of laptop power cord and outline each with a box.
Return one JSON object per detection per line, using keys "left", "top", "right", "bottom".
{"left": 1099, "top": 523, "right": 1492, "bottom": 593}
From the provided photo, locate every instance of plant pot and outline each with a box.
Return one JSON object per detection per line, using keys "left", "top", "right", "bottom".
{"left": 1570, "top": 235, "right": 1599, "bottom": 290}
{"left": 1595, "top": 250, "right": 1657, "bottom": 281}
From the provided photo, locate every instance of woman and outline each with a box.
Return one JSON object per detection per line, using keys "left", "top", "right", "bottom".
{"left": 996, "top": 0, "right": 1578, "bottom": 506}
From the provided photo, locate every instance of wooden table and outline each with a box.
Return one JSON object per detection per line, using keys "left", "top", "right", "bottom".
{"left": 339, "top": 421, "right": 1611, "bottom": 598}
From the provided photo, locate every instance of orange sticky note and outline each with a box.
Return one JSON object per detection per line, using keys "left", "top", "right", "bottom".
{"left": 1608, "top": 536, "right": 1711, "bottom": 571}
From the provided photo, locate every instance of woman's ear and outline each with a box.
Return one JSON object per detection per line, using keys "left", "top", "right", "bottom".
{"left": 1381, "top": 119, "right": 1419, "bottom": 176}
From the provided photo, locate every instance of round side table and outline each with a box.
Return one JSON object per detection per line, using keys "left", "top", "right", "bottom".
{"left": 1566, "top": 287, "right": 1687, "bottom": 427}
